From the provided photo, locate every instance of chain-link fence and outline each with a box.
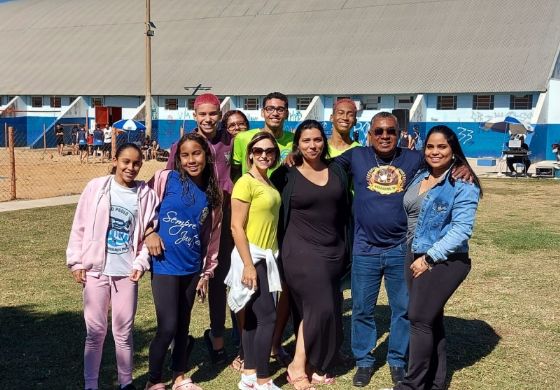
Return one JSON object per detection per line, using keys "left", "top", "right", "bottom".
{"left": 0, "top": 125, "right": 167, "bottom": 202}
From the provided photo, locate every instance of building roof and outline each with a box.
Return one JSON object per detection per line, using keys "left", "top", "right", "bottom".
{"left": 0, "top": 0, "right": 559, "bottom": 96}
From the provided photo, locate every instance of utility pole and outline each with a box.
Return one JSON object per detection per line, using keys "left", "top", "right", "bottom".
{"left": 145, "top": 0, "right": 154, "bottom": 137}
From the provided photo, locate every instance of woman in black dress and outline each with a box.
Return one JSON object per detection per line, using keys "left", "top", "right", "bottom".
{"left": 271, "top": 120, "right": 351, "bottom": 389}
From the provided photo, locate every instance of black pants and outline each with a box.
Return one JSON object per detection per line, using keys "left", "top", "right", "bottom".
{"left": 242, "top": 261, "right": 277, "bottom": 379}
{"left": 506, "top": 156, "right": 530, "bottom": 173}
{"left": 209, "top": 203, "right": 234, "bottom": 338}
{"left": 397, "top": 252, "right": 471, "bottom": 390}
{"left": 148, "top": 273, "right": 199, "bottom": 383}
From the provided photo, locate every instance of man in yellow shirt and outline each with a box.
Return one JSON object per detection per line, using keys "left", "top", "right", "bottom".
{"left": 232, "top": 92, "right": 294, "bottom": 178}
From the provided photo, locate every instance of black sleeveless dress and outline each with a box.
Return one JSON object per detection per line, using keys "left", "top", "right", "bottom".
{"left": 281, "top": 167, "right": 346, "bottom": 372}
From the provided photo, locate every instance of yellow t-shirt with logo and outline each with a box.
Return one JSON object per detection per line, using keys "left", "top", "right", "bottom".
{"left": 232, "top": 128, "right": 294, "bottom": 176}
{"left": 231, "top": 174, "right": 281, "bottom": 251}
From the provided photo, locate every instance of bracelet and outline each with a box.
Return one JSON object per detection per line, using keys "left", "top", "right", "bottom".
{"left": 144, "top": 230, "right": 155, "bottom": 239}
{"left": 422, "top": 257, "right": 433, "bottom": 272}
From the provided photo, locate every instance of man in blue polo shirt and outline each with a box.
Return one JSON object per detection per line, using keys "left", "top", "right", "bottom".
{"left": 336, "top": 112, "right": 421, "bottom": 387}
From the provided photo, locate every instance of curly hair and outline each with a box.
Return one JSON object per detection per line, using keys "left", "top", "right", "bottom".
{"left": 174, "top": 133, "right": 222, "bottom": 209}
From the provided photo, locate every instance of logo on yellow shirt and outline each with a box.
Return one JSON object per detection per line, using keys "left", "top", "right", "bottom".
{"left": 366, "top": 165, "right": 405, "bottom": 194}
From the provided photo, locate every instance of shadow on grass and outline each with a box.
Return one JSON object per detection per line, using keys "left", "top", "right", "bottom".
{"left": 445, "top": 316, "right": 500, "bottom": 384}
{"left": 0, "top": 305, "right": 158, "bottom": 389}
{"left": 0, "top": 304, "right": 499, "bottom": 389}
{"left": 335, "top": 301, "right": 500, "bottom": 385}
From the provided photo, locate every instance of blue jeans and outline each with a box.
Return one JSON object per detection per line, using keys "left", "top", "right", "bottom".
{"left": 351, "top": 243, "right": 409, "bottom": 368}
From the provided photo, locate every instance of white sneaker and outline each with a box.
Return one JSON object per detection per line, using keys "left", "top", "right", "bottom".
{"left": 254, "top": 380, "right": 281, "bottom": 390}
{"left": 238, "top": 374, "right": 257, "bottom": 390}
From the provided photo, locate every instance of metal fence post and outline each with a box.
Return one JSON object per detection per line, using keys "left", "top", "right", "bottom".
{"left": 8, "top": 126, "right": 16, "bottom": 200}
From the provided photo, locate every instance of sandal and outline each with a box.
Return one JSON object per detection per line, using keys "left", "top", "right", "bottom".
{"left": 286, "top": 373, "right": 316, "bottom": 390}
{"left": 311, "top": 372, "right": 336, "bottom": 385}
{"left": 270, "top": 346, "right": 292, "bottom": 367}
{"left": 171, "top": 378, "right": 202, "bottom": 390}
{"left": 230, "top": 355, "right": 244, "bottom": 372}
{"left": 203, "top": 329, "right": 227, "bottom": 365}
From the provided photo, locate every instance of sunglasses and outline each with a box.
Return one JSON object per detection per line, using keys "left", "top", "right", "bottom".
{"left": 251, "top": 147, "right": 276, "bottom": 157}
{"left": 371, "top": 127, "right": 398, "bottom": 137}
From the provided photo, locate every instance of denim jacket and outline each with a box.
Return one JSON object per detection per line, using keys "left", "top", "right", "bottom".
{"left": 409, "top": 169, "right": 480, "bottom": 262}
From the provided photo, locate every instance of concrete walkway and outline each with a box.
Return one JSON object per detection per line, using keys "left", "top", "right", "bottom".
{"left": 0, "top": 195, "right": 80, "bottom": 213}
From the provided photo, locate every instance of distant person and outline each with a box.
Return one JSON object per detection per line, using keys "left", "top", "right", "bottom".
{"left": 506, "top": 135, "right": 531, "bottom": 175}
{"left": 87, "top": 125, "right": 94, "bottom": 156}
{"left": 93, "top": 125, "right": 104, "bottom": 159}
{"left": 71, "top": 125, "right": 79, "bottom": 155}
{"left": 150, "top": 140, "right": 160, "bottom": 161}
{"left": 391, "top": 125, "right": 482, "bottom": 390}
{"left": 410, "top": 126, "right": 423, "bottom": 151}
{"left": 398, "top": 127, "right": 412, "bottom": 149}
{"left": 222, "top": 109, "right": 249, "bottom": 138}
{"left": 55, "top": 124, "right": 65, "bottom": 156}
{"left": 553, "top": 143, "right": 560, "bottom": 161}
{"left": 77, "top": 125, "right": 88, "bottom": 163}
{"left": 142, "top": 135, "right": 152, "bottom": 160}
{"left": 66, "top": 143, "right": 158, "bottom": 390}
{"left": 103, "top": 125, "right": 112, "bottom": 161}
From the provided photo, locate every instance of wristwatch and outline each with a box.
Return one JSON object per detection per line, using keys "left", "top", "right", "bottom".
{"left": 425, "top": 255, "right": 435, "bottom": 265}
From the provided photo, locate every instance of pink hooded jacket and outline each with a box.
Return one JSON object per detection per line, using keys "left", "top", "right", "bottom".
{"left": 66, "top": 175, "right": 159, "bottom": 275}
{"left": 150, "top": 169, "right": 222, "bottom": 278}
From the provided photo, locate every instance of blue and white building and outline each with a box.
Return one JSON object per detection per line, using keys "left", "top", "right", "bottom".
{"left": 1, "top": 0, "right": 559, "bottom": 161}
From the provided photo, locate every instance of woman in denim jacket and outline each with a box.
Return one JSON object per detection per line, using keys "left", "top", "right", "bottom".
{"left": 395, "top": 125, "right": 482, "bottom": 390}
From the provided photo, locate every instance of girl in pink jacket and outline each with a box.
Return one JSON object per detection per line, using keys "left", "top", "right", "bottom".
{"left": 67, "top": 143, "right": 158, "bottom": 390}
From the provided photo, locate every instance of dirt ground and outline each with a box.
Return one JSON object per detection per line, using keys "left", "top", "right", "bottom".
{"left": 0, "top": 148, "right": 167, "bottom": 201}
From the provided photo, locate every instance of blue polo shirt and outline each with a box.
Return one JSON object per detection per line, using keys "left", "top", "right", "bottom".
{"left": 335, "top": 147, "right": 423, "bottom": 255}
{"left": 152, "top": 171, "right": 210, "bottom": 275}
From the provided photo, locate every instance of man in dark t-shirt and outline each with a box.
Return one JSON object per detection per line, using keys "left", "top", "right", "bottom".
{"left": 335, "top": 112, "right": 422, "bottom": 387}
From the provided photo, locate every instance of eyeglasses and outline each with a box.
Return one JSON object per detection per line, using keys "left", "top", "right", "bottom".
{"left": 263, "top": 106, "right": 287, "bottom": 114}
{"left": 227, "top": 122, "right": 248, "bottom": 130}
{"left": 371, "top": 127, "right": 398, "bottom": 137}
{"left": 251, "top": 147, "right": 276, "bottom": 157}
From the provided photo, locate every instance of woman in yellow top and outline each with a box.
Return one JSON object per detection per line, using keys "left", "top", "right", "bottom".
{"left": 230, "top": 131, "right": 282, "bottom": 390}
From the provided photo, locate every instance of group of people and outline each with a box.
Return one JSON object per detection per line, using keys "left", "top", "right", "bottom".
{"left": 67, "top": 92, "right": 482, "bottom": 390}
{"left": 61, "top": 124, "right": 114, "bottom": 163}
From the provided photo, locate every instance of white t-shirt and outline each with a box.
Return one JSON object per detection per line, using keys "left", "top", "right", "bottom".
{"left": 103, "top": 177, "right": 138, "bottom": 277}
{"left": 103, "top": 128, "right": 112, "bottom": 143}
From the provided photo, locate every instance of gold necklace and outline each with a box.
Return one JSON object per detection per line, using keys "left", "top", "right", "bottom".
{"left": 374, "top": 151, "right": 397, "bottom": 182}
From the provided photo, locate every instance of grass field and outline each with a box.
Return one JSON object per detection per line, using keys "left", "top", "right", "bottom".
{"left": 1, "top": 178, "right": 559, "bottom": 389}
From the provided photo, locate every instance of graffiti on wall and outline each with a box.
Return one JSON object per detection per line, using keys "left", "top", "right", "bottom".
{"left": 471, "top": 110, "right": 533, "bottom": 123}
{"left": 457, "top": 126, "right": 474, "bottom": 145}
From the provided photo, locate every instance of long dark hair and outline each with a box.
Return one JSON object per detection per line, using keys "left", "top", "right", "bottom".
{"left": 291, "top": 119, "right": 330, "bottom": 166}
{"left": 110, "top": 142, "right": 142, "bottom": 174}
{"left": 174, "top": 133, "right": 222, "bottom": 208}
{"left": 425, "top": 125, "right": 483, "bottom": 196}
{"left": 246, "top": 131, "right": 281, "bottom": 169}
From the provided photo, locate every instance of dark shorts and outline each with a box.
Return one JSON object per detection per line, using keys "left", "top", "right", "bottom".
{"left": 78, "top": 144, "right": 87, "bottom": 151}
{"left": 103, "top": 143, "right": 111, "bottom": 152}
{"left": 56, "top": 137, "right": 64, "bottom": 145}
